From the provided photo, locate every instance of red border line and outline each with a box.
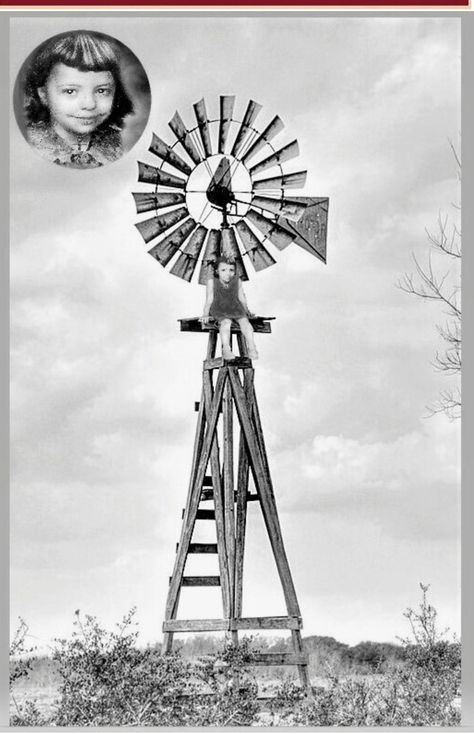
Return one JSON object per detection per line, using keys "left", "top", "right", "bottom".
{"left": 0, "top": 0, "right": 470, "bottom": 5}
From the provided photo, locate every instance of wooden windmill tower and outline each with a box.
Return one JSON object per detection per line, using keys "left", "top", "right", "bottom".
{"left": 133, "top": 96, "right": 329, "bottom": 688}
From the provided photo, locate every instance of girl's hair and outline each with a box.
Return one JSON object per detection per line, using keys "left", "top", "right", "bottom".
{"left": 23, "top": 31, "right": 134, "bottom": 127}
{"left": 213, "top": 256, "right": 236, "bottom": 275}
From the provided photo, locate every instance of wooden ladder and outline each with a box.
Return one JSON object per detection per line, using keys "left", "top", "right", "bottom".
{"left": 162, "top": 317, "right": 310, "bottom": 689}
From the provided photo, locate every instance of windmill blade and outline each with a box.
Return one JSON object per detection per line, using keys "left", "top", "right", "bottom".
{"left": 148, "top": 133, "right": 192, "bottom": 177}
{"left": 241, "top": 116, "right": 284, "bottom": 164}
{"left": 231, "top": 99, "right": 262, "bottom": 158}
{"left": 235, "top": 220, "right": 276, "bottom": 272}
{"left": 198, "top": 229, "right": 221, "bottom": 285}
{"left": 135, "top": 207, "right": 189, "bottom": 244}
{"left": 248, "top": 140, "right": 300, "bottom": 177}
{"left": 221, "top": 227, "right": 249, "bottom": 281}
{"left": 170, "top": 225, "right": 208, "bottom": 282}
{"left": 132, "top": 192, "right": 185, "bottom": 214}
{"left": 169, "top": 110, "right": 203, "bottom": 166}
{"left": 148, "top": 218, "right": 197, "bottom": 267}
{"left": 138, "top": 162, "right": 186, "bottom": 189}
{"left": 252, "top": 170, "right": 307, "bottom": 191}
{"left": 218, "top": 95, "right": 235, "bottom": 154}
{"left": 245, "top": 208, "right": 296, "bottom": 251}
{"left": 276, "top": 197, "right": 329, "bottom": 264}
{"left": 193, "top": 98, "right": 213, "bottom": 158}
{"left": 251, "top": 195, "right": 307, "bottom": 222}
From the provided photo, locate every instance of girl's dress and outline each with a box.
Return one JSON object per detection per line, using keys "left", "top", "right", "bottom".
{"left": 27, "top": 122, "right": 123, "bottom": 168}
{"left": 210, "top": 276, "right": 248, "bottom": 322}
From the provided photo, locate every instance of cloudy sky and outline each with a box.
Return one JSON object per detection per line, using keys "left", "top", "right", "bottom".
{"left": 10, "top": 15, "right": 461, "bottom": 650}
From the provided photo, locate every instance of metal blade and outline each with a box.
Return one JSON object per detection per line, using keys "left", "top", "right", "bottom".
{"left": 248, "top": 140, "right": 300, "bottom": 177}
{"left": 221, "top": 227, "right": 249, "bottom": 281}
{"left": 170, "top": 225, "right": 208, "bottom": 282}
{"left": 252, "top": 170, "right": 307, "bottom": 191}
{"left": 193, "top": 98, "right": 213, "bottom": 158}
{"left": 251, "top": 195, "right": 307, "bottom": 222}
{"left": 218, "top": 95, "right": 235, "bottom": 154}
{"left": 137, "top": 162, "right": 186, "bottom": 189}
{"left": 231, "top": 99, "right": 262, "bottom": 158}
{"left": 132, "top": 191, "right": 185, "bottom": 214}
{"left": 235, "top": 220, "right": 276, "bottom": 272}
{"left": 276, "top": 197, "right": 329, "bottom": 264}
{"left": 148, "top": 218, "right": 197, "bottom": 267}
{"left": 245, "top": 208, "right": 296, "bottom": 251}
{"left": 135, "top": 207, "right": 189, "bottom": 244}
{"left": 169, "top": 110, "right": 202, "bottom": 166}
{"left": 198, "top": 229, "right": 221, "bottom": 285}
{"left": 148, "top": 133, "right": 192, "bottom": 176}
{"left": 241, "top": 116, "right": 284, "bottom": 164}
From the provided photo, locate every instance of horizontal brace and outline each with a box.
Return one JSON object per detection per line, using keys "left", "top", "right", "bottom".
{"left": 204, "top": 357, "right": 252, "bottom": 371}
{"left": 248, "top": 652, "right": 309, "bottom": 666}
{"left": 162, "top": 616, "right": 302, "bottom": 633}
{"left": 180, "top": 576, "right": 221, "bottom": 586}
{"left": 182, "top": 508, "right": 215, "bottom": 520}
{"left": 179, "top": 316, "right": 274, "bottom": 334}
{"left": 163, "top": 618, "right": 230, "bottom": 632}
{"left": 232, "top": 616, "right": 302, "bottom": 630}
{"left": 188, "top": 543, "right": 218, "bottom": 554}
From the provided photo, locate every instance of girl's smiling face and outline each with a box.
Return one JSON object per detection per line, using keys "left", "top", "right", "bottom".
{"left": 38, "top": 62, "right": 115, "bottom": 139}
{"left": 217, "top": 262, "right": 236, "bottom": 284}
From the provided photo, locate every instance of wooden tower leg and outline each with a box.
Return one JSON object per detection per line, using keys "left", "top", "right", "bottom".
{"left": 162, "top": 343, "right": 226, "bottom": 650}
{"left": 227, "top": 367, "right": 310, "bottom": 689}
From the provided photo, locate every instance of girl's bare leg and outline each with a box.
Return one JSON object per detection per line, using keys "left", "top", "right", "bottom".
{"left": 238, "top": 317, "right": 258, "bottom": 359}
{"left": 220, "top": 319, "right": 236, "bottom": 360}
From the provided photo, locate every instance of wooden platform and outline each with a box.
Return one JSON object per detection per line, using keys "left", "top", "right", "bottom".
{"left": 179, "top": 316, "right": 275, "bottom": 334}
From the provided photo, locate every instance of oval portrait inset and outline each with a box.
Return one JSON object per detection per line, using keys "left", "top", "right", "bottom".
{"left": 13, "top": 30, "right": 151, "bottom": 170}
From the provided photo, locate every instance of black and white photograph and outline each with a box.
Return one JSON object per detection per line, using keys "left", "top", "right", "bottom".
{"left": 9, "top": 15, "right": 461, "bottom": 727}
{"left": 13, "top": 29, "right": 151, "bottom": 168}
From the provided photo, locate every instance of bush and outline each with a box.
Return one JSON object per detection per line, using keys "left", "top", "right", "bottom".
{"left": 271, "top": 583, "right": 461, "bottom": 727}
{"left": 9, "top": 618, "right": 45, "bottom": 726}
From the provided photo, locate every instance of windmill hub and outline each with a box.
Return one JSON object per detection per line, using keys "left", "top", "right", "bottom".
{"left": 185, "top": 154, "right": 252, "bottom": 229}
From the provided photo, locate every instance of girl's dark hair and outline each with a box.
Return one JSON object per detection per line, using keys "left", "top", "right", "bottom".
{"left": 23, "top": 31, "right": 134, "bottom": 127}
{"left": 213, "top": 256, "right": 236, "bottom": 275}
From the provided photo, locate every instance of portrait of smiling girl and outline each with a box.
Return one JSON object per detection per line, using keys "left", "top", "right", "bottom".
{"left": 21, "top": 31, "right": 137, "bottom": 169}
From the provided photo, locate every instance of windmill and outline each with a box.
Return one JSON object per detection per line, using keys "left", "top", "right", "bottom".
{"left": 133, "top": 96, "right": 329, "bottom": 689}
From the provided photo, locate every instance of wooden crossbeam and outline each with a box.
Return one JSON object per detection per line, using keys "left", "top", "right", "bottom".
{"left": 248, "top": 652, "right": 309, "bottom": 666}
{"left": 162, "top": 616, "right": 302, "bottom": 633}
{"left": 179, "top": 316, "right": 274, "bottom": 334}
{"left": 180, "top": 576, "right": 221, "bottom": 586}
{"left": 204, "top": 356, "right": 252, "bottom": 370}
{"left": 188, "top": 543, "right": 218, "bottom": 554}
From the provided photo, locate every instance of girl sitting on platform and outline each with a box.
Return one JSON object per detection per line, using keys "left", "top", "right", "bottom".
{"left": 201, "top": 257, "right": 258, "bottom": 361}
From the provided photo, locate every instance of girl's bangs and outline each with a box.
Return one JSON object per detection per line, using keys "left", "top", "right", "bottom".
{"left": 55, "top": 33, "right": 118, "bottom": 71}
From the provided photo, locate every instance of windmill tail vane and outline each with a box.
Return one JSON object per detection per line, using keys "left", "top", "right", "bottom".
{"left": 132, "top": 95, "right": 329, "bottom": 284}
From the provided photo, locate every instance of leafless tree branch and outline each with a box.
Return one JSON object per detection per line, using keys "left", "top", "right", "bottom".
{"left": 398, "top": 144, "right": 461, "bottom": 419}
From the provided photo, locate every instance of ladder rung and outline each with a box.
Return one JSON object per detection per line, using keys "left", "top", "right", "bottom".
{"left": 181, "top": 576, "right": 221, "bottom": 586}
{"left": 196, "top": 509, "right": 215, "bottom": 520}
{"left": 189, "top": 543, "right": 218, "bottom": 554}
